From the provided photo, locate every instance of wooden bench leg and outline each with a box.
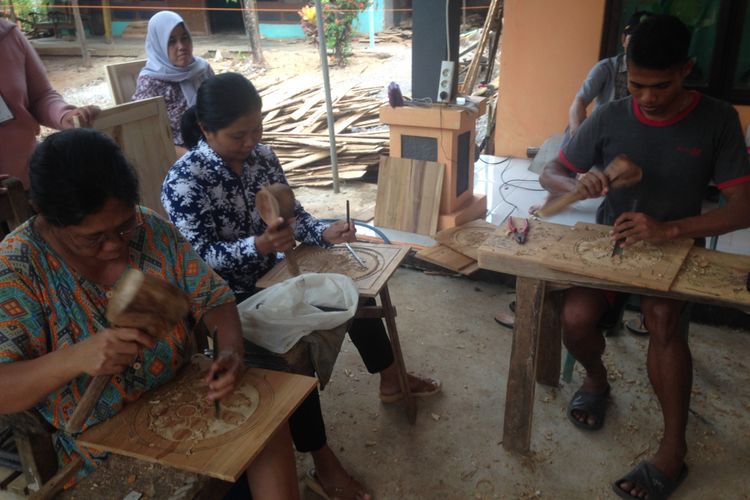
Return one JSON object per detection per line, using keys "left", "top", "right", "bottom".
{"left": 379, "top": 285, "right": 417, "bottom": 424}
{"left": 502, "top": 277, "right": 545, "bottom": 453}
{"left": 535, "top": 290, "right": 562, "bottom": 387}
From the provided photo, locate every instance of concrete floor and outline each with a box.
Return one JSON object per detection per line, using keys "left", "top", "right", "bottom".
{"left": 296, "top": 268, "right": 750, "bottom": 499}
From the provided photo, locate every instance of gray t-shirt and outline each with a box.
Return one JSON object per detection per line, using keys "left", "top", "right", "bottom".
{"left": 576, "top": 54, "right": 629, "bottom": 108}
{"left": 560, "top": 93, "right": 750, "bottom": 225}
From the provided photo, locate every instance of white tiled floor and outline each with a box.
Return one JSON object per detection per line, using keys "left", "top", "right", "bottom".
{"left": 366, "top": 154, "right": 750, "bottom": 256}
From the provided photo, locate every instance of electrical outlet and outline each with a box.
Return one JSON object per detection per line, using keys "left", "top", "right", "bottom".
{"left": 436, "top": 60, "right": 455, "bottom": 103}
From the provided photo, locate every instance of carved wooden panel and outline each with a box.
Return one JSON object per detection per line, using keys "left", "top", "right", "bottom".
{"left": 256, "top": 242, "right": 408, "bottom": 298}
{"left": 433, "top": 219, "right": 498, "bottom": 260}
{"left": 78, "top": 364, "right": 316, "bottom": 482}
{"left": 542, "top": 222, "right": 693, "bottom": 291}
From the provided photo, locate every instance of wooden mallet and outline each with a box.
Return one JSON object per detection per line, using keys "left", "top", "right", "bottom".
{"left": 256, "top": 183, "right": 300, "bottom": 276}
{"left": 536, "top": 158, "right": 643, "bottom": 217}
{"left": 65, "top": 269, "right": 190, "bottom": 433}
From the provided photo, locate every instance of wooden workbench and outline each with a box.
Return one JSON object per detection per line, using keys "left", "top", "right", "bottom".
{"left": 477, "top": 220, "right": 750, "bottom": 453}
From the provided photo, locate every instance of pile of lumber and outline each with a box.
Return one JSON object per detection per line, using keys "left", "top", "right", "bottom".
{"left": 258, "top": 84, "right": 388, "bottom": 187}
{"left": 367, "top": 27, "right": 412, "bottom": 44}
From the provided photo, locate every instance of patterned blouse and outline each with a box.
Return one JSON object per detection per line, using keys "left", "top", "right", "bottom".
{"left": 0, "top": 208, "right": 234, "bottom": 480}
{"left": 161, "top": 139, "right": 330, "bottom": 294}
{"left": 132, "top": 68, "right": 213, "bottom": 146}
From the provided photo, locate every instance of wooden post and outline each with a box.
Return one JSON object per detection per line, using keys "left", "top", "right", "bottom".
{"left": 379, "top": 285, "right": 417, "bottom": 424}
{"left": 460, "top": 0, "right": 501, "bottom": 94}
{"left": 240, "top": 0, "right": 267, "bottom": 67}
{"left": 535, "top": 290, "right": 562, "bottom": 386}
{"left": 70, "top": 0, "right": 90, "bottom": 67}
{"left": 502, "top": 277, "right": 545, "bottom": 453}
{"left": 102, "top": 0, "right": 112, "bottom": 44}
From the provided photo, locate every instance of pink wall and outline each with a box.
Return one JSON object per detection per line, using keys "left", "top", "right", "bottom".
{"left": 493, "top": 0, "right": 750, "bottom": 156}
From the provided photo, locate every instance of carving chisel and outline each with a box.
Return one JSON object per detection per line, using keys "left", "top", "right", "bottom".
{"left": 612, "top": 199, "right": 639, "bottom": 257}
{"left": 345, "top": 200, "right": 366, "bottom": 269}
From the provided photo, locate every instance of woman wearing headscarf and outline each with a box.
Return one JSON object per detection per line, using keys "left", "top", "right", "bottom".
{"left": 132, "top": 11, "right": 213, "bottom": 154}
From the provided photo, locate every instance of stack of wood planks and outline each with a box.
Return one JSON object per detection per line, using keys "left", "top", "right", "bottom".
{"left": 362, "top": 27, "right": 412, "bottom": 44}
{"left": 258, "top": 83, "right": 388, "bottom": 187}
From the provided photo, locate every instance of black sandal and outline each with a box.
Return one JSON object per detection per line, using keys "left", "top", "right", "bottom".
{"left": 613, "top": 461, "right": 688, "bottom": 500}
{"left": 567, "top": 385, "right": 610, "bottom": 431}
{"left": 625, "top": 314, "right": 649, "bottom": 336}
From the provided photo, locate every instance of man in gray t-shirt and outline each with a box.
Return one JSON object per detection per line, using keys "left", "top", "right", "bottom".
{"left": 541, "top": 15, "right": 750, "bottom": 500}
{"left": 567, "top": 11, "right": 652, "bottom": 138}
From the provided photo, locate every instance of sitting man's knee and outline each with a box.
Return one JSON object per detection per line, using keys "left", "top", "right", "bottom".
{"left": 561, "top": 307, "right": 600, "bottom": 343}
{"left": 642, "top": 299, "right": 683, "bottom": 342}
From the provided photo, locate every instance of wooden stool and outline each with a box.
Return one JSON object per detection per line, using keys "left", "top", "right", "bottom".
{"left": 257, "top": 243, "right": 417, "bottom": 423}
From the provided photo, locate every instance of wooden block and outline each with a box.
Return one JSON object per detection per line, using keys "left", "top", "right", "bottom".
{"left": 257, "top": 243, "right": 409, "bottom": 298}
{"left": 78, "top": 367, "right": 316, "bottom": 482}
{"left": 374, "top": 156, "right": 445, "bottom": 236}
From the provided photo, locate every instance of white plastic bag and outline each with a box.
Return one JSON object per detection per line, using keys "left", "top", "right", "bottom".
{"left": 238, "top": 273, "right": 359, "bottom": 354}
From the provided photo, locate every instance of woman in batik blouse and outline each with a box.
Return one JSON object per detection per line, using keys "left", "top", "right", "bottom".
{"left": 162, "top": 72, "right": 441, "bottom": 500}
{"left": 0, "top": 129, "right": 298, "bottom": 499}
{"left": 132, "top": 10, "right": 213, "bottom": 154}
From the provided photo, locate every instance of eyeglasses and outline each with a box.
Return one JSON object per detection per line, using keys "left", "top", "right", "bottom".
{"left": 71, "top": 207, "right": 144, "bottom": 250}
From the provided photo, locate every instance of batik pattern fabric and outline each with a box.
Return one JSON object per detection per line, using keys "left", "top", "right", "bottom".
{"left": 162, "top": 139, "right": 330, "bottom": 294}
{"left": 132, "top": 67, "right": 213, "bottom": 147}
{"left": 0, "top": 207, "right": 234, "bottom": 482}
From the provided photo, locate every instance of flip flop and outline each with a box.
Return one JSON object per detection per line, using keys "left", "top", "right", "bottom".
{"left": 612, "top": 461, "right": 689, "bottom": 500}
{"left": 625, "top": 314, "right": 649, "bottom": 336}
{"left": 494, "top": 311, "right": 515, "bottom": 329}
{"left": 379, "top": 377, "right": 442, "bottom": 403}
{"left": 567, "top": 385, "right": 610, "bottom": 431}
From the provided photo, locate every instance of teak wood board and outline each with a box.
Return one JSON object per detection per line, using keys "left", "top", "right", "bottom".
{"left": 374, "top": 156, "right": 445, "bottom": 236}
{"left": 256, "top": 243, "right": 408, "bottom": 298}
{"left": 77, "top": 366, "right": 316, "bottom": 482}
{"left": 671, "top": 247, "right": 750, "bottom": 303}
{"left": 543, "top": 222, "right": 693, "bottom": 291}
{"left": 416, "top": 244, "right": 478, "bottom": 275}
{"left": 478, "top": 220, "right": 750, "bottom": 309}
{"left": 83, "top": 97, "right": 176, "bottom": 218}
{"left": 433, "top": 219, "right": 498, "bottom": 261}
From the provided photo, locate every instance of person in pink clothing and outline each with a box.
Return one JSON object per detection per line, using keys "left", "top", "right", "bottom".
{"left": 0, "top": 18, "right": 99, "bottom": 190}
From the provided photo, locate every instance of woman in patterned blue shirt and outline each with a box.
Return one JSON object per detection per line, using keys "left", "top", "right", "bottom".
{"left": 162, "top": 73, "right": 441, "bottom": 499}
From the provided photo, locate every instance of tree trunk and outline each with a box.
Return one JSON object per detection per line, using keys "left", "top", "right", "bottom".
{"left": 240, "top": 0, "right": 267, "bottom": 67}
{"left": 7, "top": 0, "right": 17, "bottom": 23}
{"left": 71, "top": 0, "right": 90, "bottom": 67}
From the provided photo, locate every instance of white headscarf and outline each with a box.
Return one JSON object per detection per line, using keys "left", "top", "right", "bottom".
{"left": 139, "top": 11, "right": 211, "bottom": 106}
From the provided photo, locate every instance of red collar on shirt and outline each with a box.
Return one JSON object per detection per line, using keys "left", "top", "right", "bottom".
{"left": 632, "top": 91, "right": 701, "bottom": 127}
